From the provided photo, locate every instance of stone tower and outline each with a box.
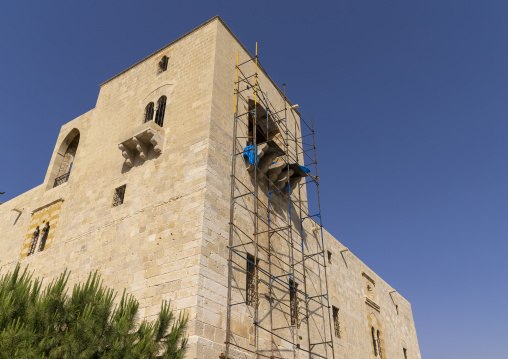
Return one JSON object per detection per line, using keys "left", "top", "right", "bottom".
{"left": 0, "top": 16, "right": 421, "bottom": 359}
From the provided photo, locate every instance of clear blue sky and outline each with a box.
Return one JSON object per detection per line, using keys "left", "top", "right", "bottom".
{"left": 1, "top": 1, "right": 506, "bottom": 358}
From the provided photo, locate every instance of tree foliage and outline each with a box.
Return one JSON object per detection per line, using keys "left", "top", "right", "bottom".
{"left": 0, "top": 264, "right": 188, "bottom": 359}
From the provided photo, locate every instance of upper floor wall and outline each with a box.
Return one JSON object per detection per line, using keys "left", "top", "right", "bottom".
{"left": 0, "top": 18, "right": 221, "bottom": 273}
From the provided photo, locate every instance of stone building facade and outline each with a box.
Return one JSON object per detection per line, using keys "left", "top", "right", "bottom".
{"left": 0, "top": 17, "right": 421, "bottom": 359}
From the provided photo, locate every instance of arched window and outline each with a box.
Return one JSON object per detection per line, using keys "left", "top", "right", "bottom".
{"left": 144, "top": 102, "right": 154, "bottom": 123}
{"left": 377, "top": 330, "right": 383, "bottom": 359}
{"left": 53, "top": 133, "right": 80, "bottom": 188}
{"left": 39, "top": 222, "right": 50, "bottom": 252}
{"left": 159, "top": 56, "right": 169, "bottom": 72}
{"left": 27, "top": 226, "right": 40, "bottom": 256}
{"left": 154, "top": 96, "right": 167, "bottom": 127}
{"left": 371, "top": 326, "right": 378, "bottom": 356}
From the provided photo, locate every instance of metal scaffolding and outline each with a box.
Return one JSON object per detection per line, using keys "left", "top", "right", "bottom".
{"left": 225, "top": 44, "right": 335, "bottom": 359}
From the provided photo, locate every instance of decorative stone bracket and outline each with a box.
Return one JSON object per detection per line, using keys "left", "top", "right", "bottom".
{"left": 118, "top": 122, "right": 163, "bottom": 167}
{"left": 244, "top": 139, "right": 309, "bottom": 193}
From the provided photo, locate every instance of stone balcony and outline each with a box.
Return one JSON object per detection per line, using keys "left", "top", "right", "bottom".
{"left": 118, "top": 121, "right": 164, "bottom": 168}
{"left": 244, "top": 137, "right": 310, "bottom": 193}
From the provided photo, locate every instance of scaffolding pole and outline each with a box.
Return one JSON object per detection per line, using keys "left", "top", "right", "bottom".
{"left": 225, "top": 44, "right": 335, "bottom": 359}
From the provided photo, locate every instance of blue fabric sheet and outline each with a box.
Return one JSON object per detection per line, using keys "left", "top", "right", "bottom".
{"left": 243, "top": 145, "right": 257, "bottom": 165}
{"left": 299, "top": 165, "right": 311, "bottom": 174}
{"left": 243, "top": 148, "right": 310, "bottom": 175}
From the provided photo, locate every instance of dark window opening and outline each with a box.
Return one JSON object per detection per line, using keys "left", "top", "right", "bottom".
{"left": 155, "top": 96, "right": 167, "bottom": 127}
{"left": 328, "top": 250, "right": 332, "bottom": 264}
{"left": 289, "top": 279, "right": 299, "bottom": 326}
{"left": 145, "top": 102, "right": 154, "bottom": 123}
{"left": 377, "top": 330, "right": 383, "bottom": 359}
{"left": 332, "top": 306, "right": 341, "bottom": 338}
{"left": 54, "top": 134, "right": 80, "bottom": 188}
{"left": 246, "top": 253, "right": 258, "bottom": 307}
{"left": 371, "top": 326, "right": 378, "bottom": 356}
{"left": 159, "top": 56, "right": 169, "bottom": 72}
{"left": 27, "top": 226, "right": 40, "bottom": 256}
{"left": 113, "top": 185, "right": 126, "bottom": 207}
{"left": 39, "top": 222, "right": 50, "bottom": 252}
{"left": 403, "top": 348, "right": 408, "bottom": 359}
{"left": 396, "top": 304, "right": 399, "bottom": 315}
{"left": 247, "top": 99, "right": 279, "bottom": 146}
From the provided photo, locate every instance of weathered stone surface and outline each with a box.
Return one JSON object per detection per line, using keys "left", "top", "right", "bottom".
{"left": 0, "top": 16, "right": 421, "bottom": 359}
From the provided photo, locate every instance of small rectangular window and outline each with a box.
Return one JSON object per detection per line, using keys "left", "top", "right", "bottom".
{"left": 113, "top": 185, "right": 126, "bottom": 207}
{"left": 246, "top": 253, "right": 258, "bottom": 306}
{"left": 159, "top": 56, "right": 168, "bottom": 72}
{"left": 332, "top": 306, "right": 341, "bottom": 338}
{"left": 328, "top": 250, "right": 332, "bottom": 264}
{"left": 403, "top": 348, "right": 408, "bottom": 359}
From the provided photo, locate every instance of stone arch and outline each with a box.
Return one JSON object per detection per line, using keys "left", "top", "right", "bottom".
{"left": 47, "top": 128, "right": 80, "bottom": 189}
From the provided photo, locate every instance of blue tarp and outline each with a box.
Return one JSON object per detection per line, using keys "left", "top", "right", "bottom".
{"left": 243, "top": 145, "right": 257, "bottom": 165}
{"left": 299, "top": 165, "right": 311, "bottom": 174}
{"left": 243, "top": 148, "right": 311, "bottom": 175}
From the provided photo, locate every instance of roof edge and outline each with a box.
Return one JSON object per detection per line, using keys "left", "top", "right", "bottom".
{"left": 214, "top": 17, "right": 299, "bottom": 113}
{"left": 99, "top": 16, "right": 299, "bottom": 114}
{"left": 100, "top": 16, "right": 223, "bottom": 87}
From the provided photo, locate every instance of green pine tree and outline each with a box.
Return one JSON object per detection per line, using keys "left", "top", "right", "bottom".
{"left": 0, "top": 264, "right": 188, "bottom": 359}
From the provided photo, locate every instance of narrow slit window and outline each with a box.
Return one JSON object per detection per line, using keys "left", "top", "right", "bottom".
{"left": 332, "top": 306, "right": 341, "bottom": 338}
{"left": 403, "top": 348, "right": 408, "bottom": 359}
{"left": 144, "top": 102, "right": 154, "bottom": 123}
{"left": 377, "top": 330, "right": 383, "bottom": 359}
{"left": 289, "top": 279, "right": 299, "bottom": 326}
{"left": 39, "top": 222, "right": 50, "bottom": 252}
{"left": 328, "top": 250, "right": 332, "bottom": 264}
{"left": 27, "top": 226, "right": 40, "bottom": 256}
{"left": 246, "top": 253, "right": 258, "bottom": 307}
{"left": 371, "top": 326, "right": 378, "bottom": 356}
{"left": 155, "top": 96, "right": 167, "bottom": 127}
{"left": 159, "top": 56, "right": 169, "bottom": 72}
{"left": 113, "top": 185, "right": 126, "bottom": 207}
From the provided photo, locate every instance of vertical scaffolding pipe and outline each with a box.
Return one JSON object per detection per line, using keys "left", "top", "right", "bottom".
{"left": 226, "top": 46, "right": 335, "bottom": 359}
{"left": 265, "top": 90, "right": 275, "bottom": 359}
{"left": 295, "top": 112, "right": 313, "bottom": 359}
{"left": 285, "top": 87, "right": 298, "bottom": 356}
{"left": 225, "top": 51, "right": 240, "bottom": 359}
{"left": 253, "top": 41, "right": 260, "bottom": 358}
{"left": 311, "top": 115, "right": 336, "bottom": 359}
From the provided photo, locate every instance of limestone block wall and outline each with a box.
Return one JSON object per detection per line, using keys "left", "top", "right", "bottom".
{"left": 19, "top": 199, "right": 64, "bottom": 258}
{"left": 0, "top": 16, "right": 421, "bottom": 359}
{"left": 202, "top": 19, "right": 330, "bottom": 358}
{"left": 0, "top": 18, "right": 220, "bottom": 359}
{"left": 200, "top": 18, "right": 421, "bottom": 359}
{"left": 323, "top": 229, "right": 421, "bottom": 359}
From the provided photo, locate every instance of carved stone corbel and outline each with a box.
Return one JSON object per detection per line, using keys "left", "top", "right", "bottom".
{"left": 148, "top": 129, "right": 162, "bottom": 154}
{"left": 267, "top": 162, "right": 286, "bottom": 183}
{"left": 118, "top": 143, "right": 134, "bottom": 167}
{"left": 133, "top": 136, "right": 149, "bottom": 160}
{"left": 275, "top": 168, "right": 294, "bottom": 189}
{"left": 118, "top": 122, "right": 164, "bottom": 168}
